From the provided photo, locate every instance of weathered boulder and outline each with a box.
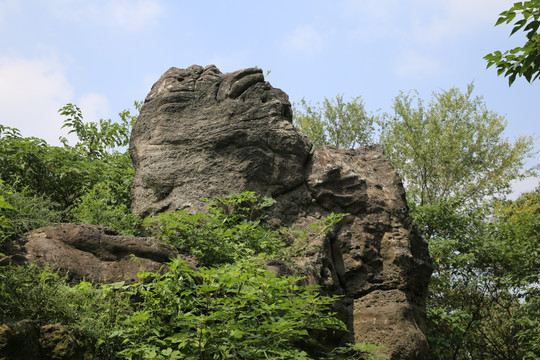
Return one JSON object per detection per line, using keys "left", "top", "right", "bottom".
{"left": 0, "top": 224, "right": 191, "bottom": 358}
{"left": 16, "top": 223, "right": 184, "bottom": 284}
{"left": 130, "top": 65, "right": 433, "bottom": 359}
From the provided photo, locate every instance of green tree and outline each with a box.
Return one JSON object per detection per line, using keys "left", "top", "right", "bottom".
{"left": 485, "top": 0, "right": 540, "bottom": 85}
{"left": 379, "top": 84, "right": 538, "bottom": 359}
{"left": 379, "top": 83, "right": 536, "bottom": 207}
{"left": 425, "top": 188, "right": 540, "bottom": 359}
{"left": 0, "top": 103, "right": 138, "bottom": 215}
{"left": 293, "top": 94, "right": 375, "bottom": 149}
{"left": 487, "top": 187, "right": 540, "bottom": 358}
{"left": 59, "top": 102, "right": 138, "bottom": 157}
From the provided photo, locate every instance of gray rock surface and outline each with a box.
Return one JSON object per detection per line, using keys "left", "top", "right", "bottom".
{"left": 130, "top": 65, "right": 310, "bottom": 216}
{"left": 130, "top": 64, "right": 433, "bottom": 359}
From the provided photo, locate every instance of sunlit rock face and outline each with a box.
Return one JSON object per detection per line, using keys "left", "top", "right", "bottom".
{"left": 130, "top": 65, "right": 310, "bottom": 216}
{"left": 130, "top": 65, "right": 433, "bottom": 359}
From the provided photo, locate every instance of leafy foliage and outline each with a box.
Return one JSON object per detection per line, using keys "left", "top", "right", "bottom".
{"left": 0, "top": 127, "right": 83, "bottom": 209}
{"left": 0, "top": 257, "right": 375, "bottom": 360}
{"left": 424, "top": 189, "right": 540, "bottom": 359}
{"left": 59, "top": 103, "right": 138, "bottom": 157}
{"left": 0, "top": 181, "right": 62, "bottom": 245}
{"left": 327, "top": 342, "right": 389, "bottom": 360}
{"left": 487, "top": 187, "right": 540, "bottom": 357}
{"left": 293, "top": 94, "right": 375, "bottom": 149}
{"left": 485, "top": 0, "right": 540, "bottom": 85}
{"left": 0, "top": 182, "right": 14, "bottom": 244}
{"left": 145, "top": 192, "right": 284, "bottom": 267}
{"left": 70, "top": 182, "right": 142, "bottom": 236}
{"left": 115, "top": 257, "right": 346, "bottom": 360}
{"left": 0, "top": 263, "right": 134, "bottom": 359}
{"left": 0, "top": 104, "right": 137, "bottom": 225}
{"left": 379, "top": 83, "right": 536, "bottom": 207}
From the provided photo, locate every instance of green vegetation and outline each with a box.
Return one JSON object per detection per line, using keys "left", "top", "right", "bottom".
{"left": 145, "top": 192, "right": 283, "bottom": 267}
{"left": 485, "top": 0, "right": 540, "bottom": 85}
{"left": 293, "top": 94, "right": 375, "bottom": 149}
{"left": 0, "top": 181, "right": 62, "bottom": 244}
{"left": 0, "top": 106, "right": 386, "bottom": 359}
{"left": 1, "top": 55, "right": 538, "bottom": 358}
{"left": 0, "top": 259, "right": 348, "bottom": 359}
{"left": 379, "top": 83, "right": 535, "bottom": 207}
{"left": 294, "top": 83, "right": 539, "bottom": 359}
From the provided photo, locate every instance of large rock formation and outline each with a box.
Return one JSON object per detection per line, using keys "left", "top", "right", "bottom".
{"left": 130, "top": 65, "right": 433, "bottom": 359}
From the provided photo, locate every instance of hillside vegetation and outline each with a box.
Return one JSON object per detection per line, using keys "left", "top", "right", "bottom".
{"left": 0, "top": 103, "right": 386, "bottom": 359}
{"left": 1, "top": 81, "right": 539, "bottom": 359}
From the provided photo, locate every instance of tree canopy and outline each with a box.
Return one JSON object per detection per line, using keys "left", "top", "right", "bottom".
{"left": 293, "top": 94, "right": 375, "bottom": 149}
{"left": 379, "top": 83, "right": 536, "bottom": 207}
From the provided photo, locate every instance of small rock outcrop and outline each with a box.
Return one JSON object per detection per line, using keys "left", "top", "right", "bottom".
{"left": 130, "top": 65, "right": 433, "bottom": 359}
{"left": 11, "top": 223, "right": 181, "bottom": 284}
{"left": 0, "top": 225, "right": 191, "bottom": 359}
{"left": 0, "top": 321, "right": 88, "bottom": 360}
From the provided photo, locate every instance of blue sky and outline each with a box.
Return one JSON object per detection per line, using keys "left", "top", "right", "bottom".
{"left": 0, "top": 0, "right": 538, "bottom": 195}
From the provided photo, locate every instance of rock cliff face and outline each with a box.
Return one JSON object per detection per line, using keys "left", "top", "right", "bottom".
{"left": 130, "top": 65, "right": 433, "bottom": 359}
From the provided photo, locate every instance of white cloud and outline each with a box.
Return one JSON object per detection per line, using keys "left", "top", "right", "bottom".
{"left": 49, "top": 0, "right": 163, "bottom": 32}
{"left": 0, "top": 55, "right": 114, "bottom": 145}
{"left": 413, "top": 0, "right": 512, "bottom": 43}
{"left": 78, "top": 93, "right": 111, "bottom": 124}
{"left": 0, "top": 55, "right": 74, "bottom": 145}
{"left": 285, "top": 25, "right": 325, "bottom": 55}
{"left": 394, "top": 49, "right": 443, "bottom": 79}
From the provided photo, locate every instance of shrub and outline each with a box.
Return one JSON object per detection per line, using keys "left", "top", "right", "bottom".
{"left": 113, "top": 257, "right": 345, "bottom": 360}
{"left": 0, "top": 181, "right": 61, "bottom": 246}
{"left": 145, "top": 192, "right": 285, "bottom": 266}
{"left": 70, "top": 182, "right": 142, "bottom": 236}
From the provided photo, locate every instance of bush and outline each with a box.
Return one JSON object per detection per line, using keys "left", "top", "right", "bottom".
{"left": 70, "top": 182, "right": 142, "bottom": 236}
{"left": 0, "top": 105, "right": 136, "bottom": 213}
{"left": 145, "top": 192, "right": 286, "bottom": 266}
{"left": 0, "top": 181, "right": 61, "bottom": 246}
{"left": 0, "top": 258, "right": 362, "bottom": 360}
{"left": 112, "top": 257, "right": 346, "bottom": 360}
